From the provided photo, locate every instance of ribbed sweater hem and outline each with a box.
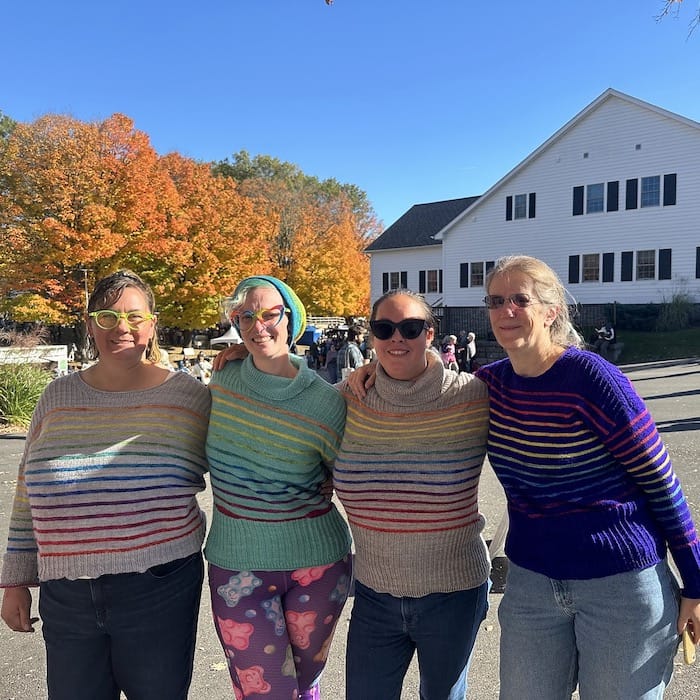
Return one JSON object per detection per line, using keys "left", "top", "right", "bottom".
{"left": 205, "top": 507, "right": 352, "bottom": 571}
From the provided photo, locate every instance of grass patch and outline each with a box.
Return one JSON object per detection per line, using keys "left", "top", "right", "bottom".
{"left": 0, "top": 364, "right": 52, "bottom": 428}
{"left": 615, "top": 328, "right": 700, "bottom": 364}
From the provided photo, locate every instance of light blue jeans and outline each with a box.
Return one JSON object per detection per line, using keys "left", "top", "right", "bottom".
{"left": 498, "top": 560, "right": 681, "bottom": 700}
{"left": 346, "top": 579, "right": 489, "bottom": 700}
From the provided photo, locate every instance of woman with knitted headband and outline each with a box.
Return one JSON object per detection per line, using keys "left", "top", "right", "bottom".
{"left": 204, "top": 275, "right": 352, "bottom": 700}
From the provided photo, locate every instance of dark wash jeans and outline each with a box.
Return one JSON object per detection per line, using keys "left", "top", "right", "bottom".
{"left": 39, "top": 551, "right": 204, "bottom": 700}
{"left": 346, "top": 579, "right": 489, "bottom": 700}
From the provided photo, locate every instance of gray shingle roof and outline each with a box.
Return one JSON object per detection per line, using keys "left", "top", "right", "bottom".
{"left": 365, "top": 196, "right": 479, "bottom": 252}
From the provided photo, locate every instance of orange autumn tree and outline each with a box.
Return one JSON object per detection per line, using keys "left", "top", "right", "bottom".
{"left": 213, "top": 151, "right": 374, "bottom": 317}
{"left": 0, "top": 113, "right": 179, "bottom": 324}
{"left": 152, "top": 153, "right": 275, "bottom": 328}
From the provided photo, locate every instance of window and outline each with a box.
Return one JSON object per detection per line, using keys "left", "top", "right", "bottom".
{"left": 641, "top": 176, "right": 660, "bottom": 208}
{"left": 470, "top": 262, "right": 484, "bottom": 287}
{"left": 582, "top": 254, "right": 600, "bottom": 282}
{"left": 425, "top": 269, "right": 440, "bottom": 293}
{"left": 636, "top": 250, "right": 655, "bottom": 280}
{"left": 586, "top": 184, "right": 604, "bottom": 213}
{"left": 506, "top": 193, "right": 536, "bottom": 220}
{"left": 383, "top": 271, "right": 407, "bottom": 293}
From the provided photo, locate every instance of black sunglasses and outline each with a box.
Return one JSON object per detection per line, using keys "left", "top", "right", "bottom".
{"left": 483, "top": 293, "right": 540, "bottom": 309}
{"left": 370, "top": 318, "right": 429, "bottom": 340}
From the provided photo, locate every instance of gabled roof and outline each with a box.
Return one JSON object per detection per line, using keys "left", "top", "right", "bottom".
{"left": 365, "top": 196, "right": 479, "bottom": 252}
{"left": 436, "top": 88, "right": 700, "bottom": 239}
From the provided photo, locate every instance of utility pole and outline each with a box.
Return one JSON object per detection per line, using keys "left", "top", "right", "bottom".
{"left": 80, "top": 268, "right": 90, "bottom": 309}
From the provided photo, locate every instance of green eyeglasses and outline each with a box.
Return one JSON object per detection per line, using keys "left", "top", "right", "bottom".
{"left": 232, "top": 305, "right": 290, "bottom": 332}
{"left": 89, "top": 310, "right": 155, "bottom": 330}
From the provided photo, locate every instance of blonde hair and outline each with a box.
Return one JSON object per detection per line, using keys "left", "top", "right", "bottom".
{"left": 486, "top": 255, "right": 584, "bottom": 349}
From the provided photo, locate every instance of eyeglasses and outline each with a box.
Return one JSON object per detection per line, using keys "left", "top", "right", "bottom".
{"left": 89, "top": 310, "right": 155, "bottom": 330}
{"left": 483, "top": 294, "right": 540, "bottom": 310}
{"left": 369, "top": 318, "right": 429, "bottom": 340}
{"left": 232, "top": 305, "right": 290, "bottom": 332}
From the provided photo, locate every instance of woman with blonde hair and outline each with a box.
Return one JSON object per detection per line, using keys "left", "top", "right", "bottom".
{"left": 476, "top": 254, "right": 700, "bottom": 698}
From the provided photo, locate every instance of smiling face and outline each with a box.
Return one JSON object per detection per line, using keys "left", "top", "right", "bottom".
{"left": 88, "top": 286, "right": 156, "bottom": 363}
{"left": 237, "top": 286, "right": 290, "bottom": 366}
{"left": 486, "top": 270, "right": 558, "bottom": 355}
{"left": 372, "top": 293, "right": 434, "bottom": 381}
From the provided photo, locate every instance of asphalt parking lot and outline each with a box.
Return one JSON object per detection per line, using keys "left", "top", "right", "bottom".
{"left": 0, "top": 359, "right": 698, "bottom": 699}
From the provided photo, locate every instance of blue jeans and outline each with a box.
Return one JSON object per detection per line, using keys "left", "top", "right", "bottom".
{"left": 498, "top": 560, "right": 680, "bottom": 700}
{"left": 39, "top": 551, "right": 204, "bottom": 700}
{"left": 346, "top": 579, "right": 489, "bottom": 700}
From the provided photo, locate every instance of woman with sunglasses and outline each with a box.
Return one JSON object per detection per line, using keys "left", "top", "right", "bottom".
{"left": 1, "top": 270, "right": 211, "bottom": 700}
{"left": 204, "top": 275, "right": 352, "bottom": 700}
{"left": 335, "top": 288, "right": 491, "bottom": 700}
{"left": 476, "top": 255, "right": 700, "bottom": 698}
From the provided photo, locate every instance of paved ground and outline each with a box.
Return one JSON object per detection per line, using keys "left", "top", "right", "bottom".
{"left": 1, "top": 359, "right": 699, "bottom": 699}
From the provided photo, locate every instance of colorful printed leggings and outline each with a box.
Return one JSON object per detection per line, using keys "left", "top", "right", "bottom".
{"left": 208, "top": 556, "right": 352, "bottom": 699}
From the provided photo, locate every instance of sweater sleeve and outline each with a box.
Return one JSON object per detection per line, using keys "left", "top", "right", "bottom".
{"left": 1, "top": 384, "right": 52, "bottom": 587}
{"left": 579, "top": 357, "right": 700, "bottom": 597}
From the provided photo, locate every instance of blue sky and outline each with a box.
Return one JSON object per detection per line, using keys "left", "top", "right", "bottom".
{"left": 3, "top": 1, "right": 699, "bottom": 228}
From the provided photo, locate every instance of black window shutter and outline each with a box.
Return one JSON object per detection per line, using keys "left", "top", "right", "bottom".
{"left": 659, "top": 249, "right": 672, "bottom": 280}
{"left": 400, "top": 271, "right": 407, "bottom": 289}
{"left": 572, "top": 186, "right": 584, "bottom": 216}
{"left": 460, "top": 263, "right": 469, "bottom": 288}
{"left": 382, "top": 272, "right": 389, "bottom": 293}
{"left": 663, "top": 174, "right": 677, "bottom": 206}
{"left": 621, "top": 251, "right": 633, "bottom": 281}
{"left": 418, "top": 270, "right": 426, "bottom": 294}
{"left": 506, "top": 196, "right": 513, "bottom": 221}
{"left": 439, "top": 269, "right": 443, "bottom": 293}
{"left": 696, "top": 247, "right": 700, "bottom": 279}
{"left": 528, "top": 192, "right": 536, "bottom": 219}
{"left": 607, "top": 181, "right": 619, "bottom": 212}
{"left": 625, "top": 179, "right": 638, "bottom": 210}
{"left": 568, "top": 255, "right": 580, "bottom": 284}
{"left": 602, "top": 253, "right": 614, "bottom": 282}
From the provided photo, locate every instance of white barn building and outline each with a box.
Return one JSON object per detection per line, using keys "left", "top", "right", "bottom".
{"left": 366, "top": 89, "right": 700, "bottom": 326}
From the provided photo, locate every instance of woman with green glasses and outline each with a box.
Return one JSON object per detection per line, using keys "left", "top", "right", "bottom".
{"left": 1, "top": 269, "right": 211, "bottom": 700}
{"left": 204, "top": 275, "right": 352, "bottom": 700}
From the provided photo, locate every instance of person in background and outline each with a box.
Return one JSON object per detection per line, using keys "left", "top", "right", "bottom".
{"left": 192, "top": 351, "right": 213, "bottom": 385}
{"left": 324, "top": 336, "right": 340, "bottom": 384}
{"left": 338, "top": 289, "right": 491, "bottom": 700}
{"left": 0, "top": 269, "right": 211, "bottom": 700}
{"left": 440, "top": 334, "right": 459, "bottom": 371}
{"left": 476, "top": 255, "right": 700, "bottom": 699}
{"left": 592, "top": 317, "right": 616, "bottom": 360}
{"left": 204, "top": 275, "right": 352, "bottom": 700}
{"left": 464, "top": 331, "right": 477, "bottom": 371}
{"left": 337, "top": 326, "right": 364, "bottom": 380}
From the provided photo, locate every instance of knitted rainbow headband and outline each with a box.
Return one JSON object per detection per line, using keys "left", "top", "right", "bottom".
{"left": 232, "top": 275, "right": 307, "bottom": 344}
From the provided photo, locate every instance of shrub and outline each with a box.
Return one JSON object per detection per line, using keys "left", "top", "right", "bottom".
{"left": 655, "top": 291, "right": 693, "bottom": 332}
{"left": 0, "top": 364, "right": 52, "bottom": 428}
